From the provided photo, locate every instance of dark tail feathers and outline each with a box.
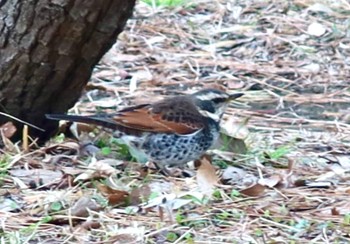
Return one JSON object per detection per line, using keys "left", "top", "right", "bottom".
{"left": 45, "top": 114, "right": 117, "bottom": 129}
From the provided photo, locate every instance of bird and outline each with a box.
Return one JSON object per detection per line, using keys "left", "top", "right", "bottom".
{"left": 46, "top": 89, "right": 243, "bottom": 169}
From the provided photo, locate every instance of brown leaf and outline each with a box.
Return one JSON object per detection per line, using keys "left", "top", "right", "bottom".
{"left": 0, "top": 122, "right": 17, "bottom": 138}
{"left": 196, "top": 155, "right": 218, "bottom": 195}
{"left": 240, "top": 183, "right": 265, "bottom": 197}
{"left": 70, "top": 196, "right": 102, "bottom": 217}
{"left": 331, "top": 207, "right": 340, "bottom": 216}
{"left": 258, "top": 174, "right": 282, "bottom": 188}
{"left": 96, "top": 183, "right": 129, "bottom": 206}
{"left": 81, "top": 220, "right": 101, "bottom": 230}
{"left": 107, "top": 234, "right": 139, "bottom": 244}
{"left": 130, "top": 185, "right": 152, "bottom": 205}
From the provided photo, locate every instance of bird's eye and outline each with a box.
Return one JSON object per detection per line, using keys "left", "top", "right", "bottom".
{"left": 212, "top": 97, "right": 227, "bottom": 103}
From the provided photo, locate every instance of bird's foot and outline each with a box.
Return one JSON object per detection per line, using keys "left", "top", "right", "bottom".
{"left": 143, "top": 161, "right": 185, "bottom": 177}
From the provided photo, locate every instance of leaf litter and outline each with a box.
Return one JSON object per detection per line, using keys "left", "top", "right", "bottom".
{"left": 1, "top": 0, "right": 350, "bottom": 243}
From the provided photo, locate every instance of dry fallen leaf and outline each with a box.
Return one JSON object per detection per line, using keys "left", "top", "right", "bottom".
{"left": 227, "top": 79, "right": 245, "bottom": 89}
{"left": 0, "top": 122, "right": 17, "bottom": 138}
{"left": 81, "top": 220, "right": 102, "bottom": 230}
{"left": 258, "top": 174, "right": 282, "bottom": 188}
{"left": 93, "top": 69, "right": 119, "bottom": 81}
{"left": 335, "top": 155, "right": 350, "bottom": 169}
{"left": 70, "top": 196, "right": 102, "bottom": 218}
{"left": 130, "top": 184, "right": 152, "bottom": 205}
{"left": 0, "top": 197, "right": 20, "bottom": 212}
{"left": 75, "top": 158, "right": 120, "bottom": 181}
{"left": 221, "top": 166, "right": 257, "bottom": 187}
{"left": 80, "top": 143, "right": 101, "bottom": 156}
{"left": 10, "top": 169, "right": 63, "bottom": 189}
{"left": 306, "top": 3, "right": 334, "bottom": 14}
{"left": 196, "top": 155, "right": 219, "bottom": 196}
{"left": 96, "top": 182, "right": 129, "bottom": 206}
{"left": 211, "top": 149, "right": 236, "bottom": 161}
{"left": 220, "top": 116, "right": 249, "bottom": 140}
{"left": 0, "top": 122, "right": 17, "bottom": 150}
{"left": 240, "top": 183, "right": 265, "bottom": 197}
{"left": 222, "top": 166, "right": 247, "bottom": 183}
{"left": 142, "top": 193, "right": 192, "bottom": 210}
{"left": 307, "top": 22, "right": 326, "bottom": 37}
{"left": 299, "top": 63, "right": 320, "bottom": 74}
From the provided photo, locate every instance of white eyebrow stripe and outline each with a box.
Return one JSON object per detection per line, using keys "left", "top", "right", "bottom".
{"left": 196, "top": 93, "right": 228, "bottom": 101}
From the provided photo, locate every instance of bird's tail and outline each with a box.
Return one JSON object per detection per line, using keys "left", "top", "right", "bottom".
{"left": 45, "top": 113, "right": 118, "bottom": 130}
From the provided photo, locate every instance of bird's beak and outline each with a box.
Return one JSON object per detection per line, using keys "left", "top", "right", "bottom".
{"left": 228, "top": 93, "right": 244, "bottom": 101}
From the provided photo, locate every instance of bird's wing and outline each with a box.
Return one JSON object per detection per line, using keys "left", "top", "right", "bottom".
{"left": 113, "top": 98, "right": 204, "bottom": 135}
{"left": 46, "top": 98, "right": 205, "bottom": 135}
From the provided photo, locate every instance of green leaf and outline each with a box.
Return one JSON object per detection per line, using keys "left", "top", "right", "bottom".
{"left": 254, "top": 228, "right": 263, "bottom": 237}
{"left": 166, "top": 232, "right": 178, "bottom": 242}
{"left": 101, "top": 147, "right": 111, "bottom": 156}
{"left": 269, "top": 145, "right": 291, "bottom": 159}
{"left": 54, "top": 133, "right": 65, "bottom": 143}
{"left": 264, "top": 210, "right": 270, "bottom": 217}
{"left": 175, "top": 212, "right": 185, "bottom": 223}
{"left": 230, "top": 189, "right": 240, "bottom": 198}
{"left": 112, "top": 138, "right": 148, "bottom": 163}
{"left": 343, "top": 214, "right": 350, "bottom": 225}
{"left": 218, "top": 134, "right": 247, "bottom": 154}
{"left": 50, "top": 201, "right": 62, "bottom": 211}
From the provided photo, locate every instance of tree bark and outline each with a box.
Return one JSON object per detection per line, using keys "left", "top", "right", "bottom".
{"left": 0, "top": 0, "right": 135, "bottom": 140}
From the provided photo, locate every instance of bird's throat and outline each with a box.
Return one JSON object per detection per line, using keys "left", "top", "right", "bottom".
{"left": 198, "top": 109, "right": 220, "bottom": 122}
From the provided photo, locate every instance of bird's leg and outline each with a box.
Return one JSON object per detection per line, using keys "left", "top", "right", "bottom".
{"left": 155, "top": 163, "right": 188, "bottom": 177}
{"left": 143, "top": 161, "right": 170, "bottom": 176}
{"left": 144, "top": 161, "right": 189, "bottom": 177}
{"left": 154, "top": 163, "right": 172, "bottom": 176}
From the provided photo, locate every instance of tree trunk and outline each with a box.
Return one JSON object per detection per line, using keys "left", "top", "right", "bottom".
{"left": 0, "top": 0, "right": 135, "bottom": 141}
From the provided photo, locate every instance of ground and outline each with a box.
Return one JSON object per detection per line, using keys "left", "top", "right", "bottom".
{"left": 1, "top": 0, "right": 350, "bottom": 243}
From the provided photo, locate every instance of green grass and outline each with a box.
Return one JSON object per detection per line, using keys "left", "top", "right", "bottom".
{"left": 142, "top": 0, "right": 186, "bottom": 7}
{"left": 0, "top": 155, "right": 10, "bottom": 186}
{"left": 267, "top": 144, "right": 291, "bottom": 160}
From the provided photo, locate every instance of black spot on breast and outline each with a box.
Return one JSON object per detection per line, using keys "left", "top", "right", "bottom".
{"left": 152, "top": 151, "right": 160, "bottom": 157}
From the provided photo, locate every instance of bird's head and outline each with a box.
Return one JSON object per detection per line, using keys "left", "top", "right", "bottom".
{"left": 191, "top": 89, "right": 243, "bottom": 122}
